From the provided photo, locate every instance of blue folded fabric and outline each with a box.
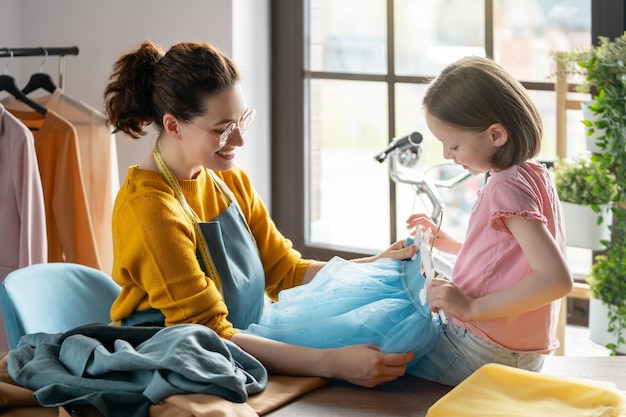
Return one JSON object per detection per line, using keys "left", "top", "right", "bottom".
{"left": 8, "top": 324, "right": 268, "bottom": 417}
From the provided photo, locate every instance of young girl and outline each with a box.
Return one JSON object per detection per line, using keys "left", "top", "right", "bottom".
{"left": 247, "top": 55, "right": 573, "bottom": 386}
{"left": 103, "top": 40, "right": 414, "bottom": 388}
{"left": 404, "top": 55, "right": 573, "bottom": 385}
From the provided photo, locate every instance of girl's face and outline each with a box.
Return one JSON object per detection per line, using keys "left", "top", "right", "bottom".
{"left": 425, "top": 112, "right": 505, "bottom": 175}
{"left": 177, "top": 83, "right": 250, "bottom": 176}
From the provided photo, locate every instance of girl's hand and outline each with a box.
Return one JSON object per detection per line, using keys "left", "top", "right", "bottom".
{"left": 325, "top": 344, "right": 414, "bottom": 387}
{"left": 406, "top": 213, "right": 439, "bottom": 239}
{"left": 427, "top": 276, "right": 474, "bottom": 321}
{"left": 405, "top": 213, "right": 462, "bottom": 255}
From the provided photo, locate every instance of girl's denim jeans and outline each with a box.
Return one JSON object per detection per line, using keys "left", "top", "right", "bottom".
{"left": 408, "top": 321, "right": 545, "bottom": 386}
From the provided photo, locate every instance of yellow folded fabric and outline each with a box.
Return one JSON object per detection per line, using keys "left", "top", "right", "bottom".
{"left": 427, "top": 363, "right": 626, "bottom": 417}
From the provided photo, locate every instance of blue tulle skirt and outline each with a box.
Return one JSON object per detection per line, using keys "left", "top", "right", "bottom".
{"left": 245, "top": 244, "right": 441, "bottom": 366}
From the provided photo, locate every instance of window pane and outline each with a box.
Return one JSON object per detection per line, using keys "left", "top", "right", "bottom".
{"left": 300, "top": 0, "right": 594, "bottom": 256}
{"left": 528, "top": 89, "right": 588, "bottom": 160}
{"left": 567, "top": 247, "right": 592, "bottom": 277}
{"left": 395, "top": 83, "right": 444, "bottom": 170}
{"left": 307, "top": 79, "right": 390, "bottom": 251}
{"left": 308, "top": 0, "right": 387, "bottom": 74}
{"left": 494, "top": 0, "right": 591, "bottom": 82}
{"left": 395, "top": 0, "right": 485, "bottom": 76}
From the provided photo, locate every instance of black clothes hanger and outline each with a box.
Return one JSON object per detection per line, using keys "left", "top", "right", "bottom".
{"left": 22, "top": 48, "right": 57, "bottom": 95}
{"left": 22, "top": 72, "right": 57, "bottom": 95}
{"left": 0, "top": 49, "right": 47, "bottom": 115}
{"left": 0, "top": 74, "right": 47, "bottom": 115}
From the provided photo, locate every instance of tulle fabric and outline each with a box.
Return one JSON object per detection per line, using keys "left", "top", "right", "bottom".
{"left": 245, "top": 246, "right": 441, "bottom": 364}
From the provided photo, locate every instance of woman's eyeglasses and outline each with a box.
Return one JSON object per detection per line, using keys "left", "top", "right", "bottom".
{"left": 213, "top": 108, "right": 256, "bottom": 148}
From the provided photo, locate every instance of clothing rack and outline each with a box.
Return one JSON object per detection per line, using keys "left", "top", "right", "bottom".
{"left": 0, "top": 46, "right": 79, "bottom": 90}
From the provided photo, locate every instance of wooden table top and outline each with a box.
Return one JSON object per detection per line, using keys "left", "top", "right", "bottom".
{"left": 266, "top": 356, "right": 626, "bottom": 416}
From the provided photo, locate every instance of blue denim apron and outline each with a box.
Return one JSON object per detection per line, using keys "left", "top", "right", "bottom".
{"left": 196, "top": 182, "right": 265, "bottom": 329}
{"left": 122, "top": 147, "right": 265, "bottom": 330}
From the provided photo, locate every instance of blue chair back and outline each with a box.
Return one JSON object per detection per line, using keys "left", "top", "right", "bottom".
{"left": 0, "top": 262, "right": 121, "bottom": 350}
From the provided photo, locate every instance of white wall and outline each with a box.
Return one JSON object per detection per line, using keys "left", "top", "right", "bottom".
{"left": 0, "top": 0, "right": 271, "bottom": 202}
{"left": 233, "top": 0, "right": 271, "bottom": 199}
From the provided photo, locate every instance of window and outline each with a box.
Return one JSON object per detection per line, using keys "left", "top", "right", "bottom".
{"left": 271, "top": 0, "right": 623, "bottom": 274}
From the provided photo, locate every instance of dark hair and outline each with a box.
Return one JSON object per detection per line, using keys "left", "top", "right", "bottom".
{"left": 104, "top": 40, "right": 240, "bottom": 139}
{"left": 423, "top": 56, "right": 542, "bottom": 169}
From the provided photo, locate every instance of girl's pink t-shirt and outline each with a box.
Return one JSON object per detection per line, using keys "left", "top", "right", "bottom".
{"left": 450, "top": 161, "right": 566, "bottom": 354}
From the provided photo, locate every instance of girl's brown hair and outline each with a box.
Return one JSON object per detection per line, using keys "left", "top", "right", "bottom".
{"left": 104, "top": 40, "right": 240, "bottom": 139}
{"left": 423, "top": 56, "right": 542, "bottom": 169}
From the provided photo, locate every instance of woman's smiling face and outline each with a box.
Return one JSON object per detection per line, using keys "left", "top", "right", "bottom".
{"left": 177, "top": 83, "right": 249, "bottom": 175}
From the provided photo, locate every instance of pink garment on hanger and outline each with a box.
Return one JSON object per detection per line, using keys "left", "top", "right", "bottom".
{"left": 0, "top": 103, "right": 48, "bottom": 351}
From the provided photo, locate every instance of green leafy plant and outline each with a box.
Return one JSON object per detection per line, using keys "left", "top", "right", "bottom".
{"left": 552, "top": 156, "right": 618, "bottom": 210}
{"left": 588, "top": 253, "right": 626, "bottom": 353}
{"left": 554, "top": 32, "right": 626, "bottom": 355}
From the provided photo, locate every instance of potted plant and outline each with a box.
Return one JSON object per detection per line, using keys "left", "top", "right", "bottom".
{"left": 553, "top": 33, "right": 626, "bottom": 154}
{"left": 552, "top": 155, "right": 617, "bottom": 250}
{"left": 553, "top": 32, "right": 626, "bottom": 355}
{"left": 588, "top": 253, "right": 626, "bottom": 355}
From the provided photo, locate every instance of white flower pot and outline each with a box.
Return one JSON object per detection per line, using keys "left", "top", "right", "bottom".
{"left": 589, "top": 297, "right": 626, "bottom": 354}
{"left": 561, "top": 201, "right": 612, "bottom": 250}
{"left": 581, "top": 100, "right": 605, "bottom": 154}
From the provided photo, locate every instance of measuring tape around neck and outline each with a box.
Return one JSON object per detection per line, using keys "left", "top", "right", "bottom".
{"left": 152, "top": 145, "right": 223, "bottom": 294}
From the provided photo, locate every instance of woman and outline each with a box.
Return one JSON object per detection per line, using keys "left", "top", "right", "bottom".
{"left": 103, "top": 40, "right": 414, "bottom": 388}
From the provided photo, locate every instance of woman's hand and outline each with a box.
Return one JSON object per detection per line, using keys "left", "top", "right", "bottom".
{"left": 406, "top": 213, "right": 462, "bottom": 255}
{"left": 232, "top": 333, "right": 414, "bottom": 388}
{"left": 323, "top": 344, "right": 415, "bottom": 387}
{"left": 353, "top": 239, "right": 416, "bottom": 263}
